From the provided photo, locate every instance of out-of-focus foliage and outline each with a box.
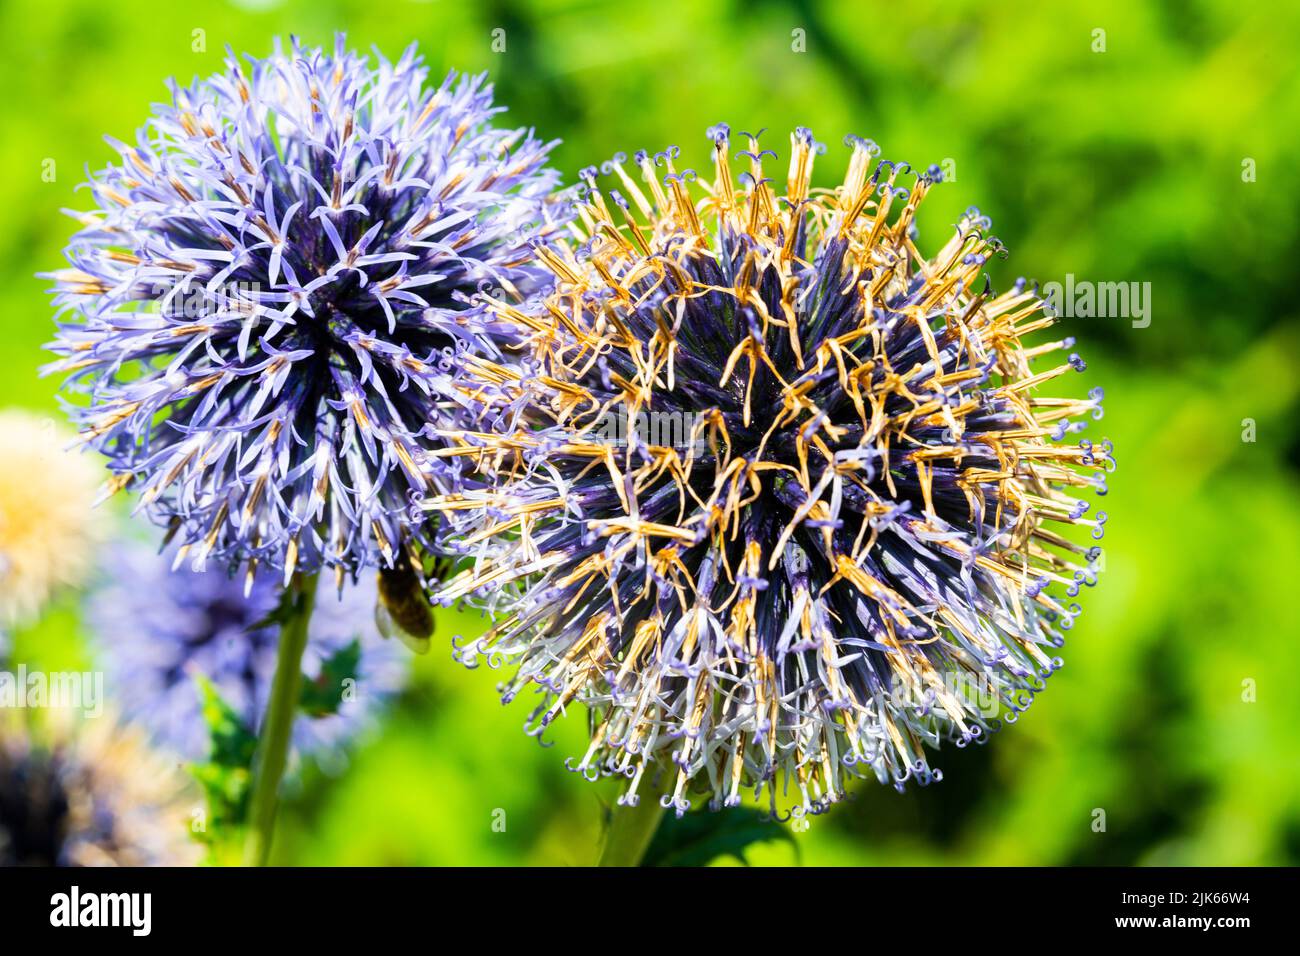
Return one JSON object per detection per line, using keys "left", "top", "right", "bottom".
{"left": 189, "top": 676, "right": 256, "bottom": 859}
{"left": 2, "top": 0, "right": 1297, "bottom": 865}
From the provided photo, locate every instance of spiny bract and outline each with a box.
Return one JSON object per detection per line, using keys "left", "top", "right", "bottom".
{"left": 431, "top": 125, "right": 1113, "bottom": 818}
{"left": 46, "top": 34, "right": 568, "bottom": 581}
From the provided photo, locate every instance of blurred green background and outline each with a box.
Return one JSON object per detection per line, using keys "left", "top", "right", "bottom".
{"left": 2, "top": 0, "right": 1298, "bottom": 865}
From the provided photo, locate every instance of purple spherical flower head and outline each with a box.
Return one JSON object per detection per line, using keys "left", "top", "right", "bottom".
{"left": 89, "top": 536, "right": 408, "bottom": 766}
{"left": 46, "top": 34, "right": 569, "bottom": 579}
{"left": 432, "top": 129, "right": 1114, "bottom": 817}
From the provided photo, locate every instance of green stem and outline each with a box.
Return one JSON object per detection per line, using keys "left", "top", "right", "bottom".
{"left": 598, "top": 792, "right": 667, "bottom": 867}
{"left": 244, "top": 570, "right": 318, "bottom": 866}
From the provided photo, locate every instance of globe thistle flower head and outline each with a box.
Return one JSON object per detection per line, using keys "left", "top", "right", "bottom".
{"left": 0, "top": 410, "right": 105, "bottom": 636}
{"left": 46, "top": 34, "right": 569, "bottom": 581}
{"left": 0, "top": 712, "right": 200, "bottom": 866}
{"left": 89, "top": 536, "right": 407, "bottom": 764}
{"left": 432, "top": 126, "right": 1114, "bottom": 817}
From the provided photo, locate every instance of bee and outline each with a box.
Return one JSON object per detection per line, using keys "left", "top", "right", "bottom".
{"left": 375, "top": 547, "right": 435, "bottom": 655}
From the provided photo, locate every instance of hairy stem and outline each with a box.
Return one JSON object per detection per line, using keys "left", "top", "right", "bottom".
{"left": 597, "top": 793, "right": 667, "bottom": 867}
{"left": 244, "top": 570, "right": 318, "bottom": 866}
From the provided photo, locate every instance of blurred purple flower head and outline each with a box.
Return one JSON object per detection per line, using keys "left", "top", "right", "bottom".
{"left": 89, "top": 536, "right": 408, "bottom": 766}
{"left": 46, "top": 34, "right": 568, "bottom": 578}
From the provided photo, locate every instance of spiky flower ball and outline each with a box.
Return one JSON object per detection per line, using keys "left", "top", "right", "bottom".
{"left": 46, "top": 35, "right": 567, "bottom": 579}
{"left": 0, "top": 410, "right": 105, "bottom": 639}
{"left": 0, "top": 712, "right": 200, "bottom": 866}
{"left": 88, "top": 536, "right": 407, "bottom": 764}
{"left": 432, "top": 127, "right": 1113, "bottom": 816}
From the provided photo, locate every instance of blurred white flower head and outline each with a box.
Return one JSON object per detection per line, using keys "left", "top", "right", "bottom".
{"left": 0, "top": 409, "right": 105, "bottom": 633}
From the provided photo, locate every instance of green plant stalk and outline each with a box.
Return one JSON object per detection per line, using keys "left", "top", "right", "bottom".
{"left": 598, "top": 792, "right": 667, "bottom": 867}
{"left": 243, "top": 570, "right": 318, "bottom": 866}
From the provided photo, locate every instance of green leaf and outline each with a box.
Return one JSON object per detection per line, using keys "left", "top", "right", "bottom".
{"left": 247, "top": 584, "right": 301, "bottom": 632}
{"left": 299, "top": 638, "right": 361, "bottom": 717}
{"left": 186, "top": 674, "right": 258, "bottom": 842}
{"left": 194, "top": 673, "right": 257, "bottom": 769}
{"left": 641, "top": 807, "right": 798, "bottom": 867}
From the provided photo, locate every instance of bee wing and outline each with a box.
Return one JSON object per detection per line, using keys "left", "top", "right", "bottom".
{"left": 375, "top": 601, "right": 432, "bottom": 655}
